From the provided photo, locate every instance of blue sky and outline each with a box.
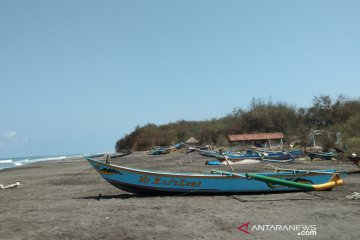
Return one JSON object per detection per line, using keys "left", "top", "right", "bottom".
{"left": 1, "top": 0, "right": 359, "bottom": 157}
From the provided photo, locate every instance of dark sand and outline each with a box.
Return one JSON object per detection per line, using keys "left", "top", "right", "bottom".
{"left": 1, "top": 152, "right": 359, "bottom": 240}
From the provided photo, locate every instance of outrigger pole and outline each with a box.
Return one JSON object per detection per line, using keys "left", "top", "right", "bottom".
{"left": 218, "top": 149, "right": 235, "bottom": 172}
{"left": 246, "top": 172, "right": 343, "bottom": 191}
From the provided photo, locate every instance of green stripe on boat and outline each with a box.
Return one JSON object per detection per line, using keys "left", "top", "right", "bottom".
{"left": 246, "top": 173, "right": 316, "bottom": 190}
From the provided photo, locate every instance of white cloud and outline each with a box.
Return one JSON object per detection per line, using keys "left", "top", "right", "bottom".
{"left": 1, "top": 131, "right": 43, "bottom": 148}
{"left": 5, "top": 131, "right": 17, "bottom": 140}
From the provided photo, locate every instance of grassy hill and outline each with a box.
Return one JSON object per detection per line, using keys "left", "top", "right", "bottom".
{"left": 116, "top": 95, "right": 360, "bottom": 153}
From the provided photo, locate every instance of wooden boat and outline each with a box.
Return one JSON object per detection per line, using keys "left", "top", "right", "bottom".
{"left": 263, "top": 150, "right": 303, "bottom": 159}
{"left": 216, "top": 150, "right": 301, "bottom": 163}
{"left": 210, "top": 154, "right": 295, "bottom": 164}
{"left": 199, "top": 150, "right": 260, "bottom": 160}
{"left": 186, "top": 145, "right": 213, "bottom": 153}
{"left": 85, "top": 154, "right": 354, "bottom": 195}
{"left": 198, "top": 150, "right": 223, "bottom": 158}
{"left": 307, "top": 151, "right": 336, "bottom": 160}
{"left": 260, "top": 156, "right": 296, "bottom": 163}
{"left": 205, "top": 159, "right": 261, "bottom": 166}
{"left": 223, "top": 150, "right": 262, "bottom": 161}
{"left": 109, "top": 150, "right": 132, "bottom": 158}
{"left": 147, "top": 147, "right": 171, "bottom": 155}
{"left": 173, "top": 142, "right": 186, "bottom": 150}
{"left": 147, "top": 142, "right": 186, "bottom": 155}
{"left": 259, "top": 151, "right": 299, "bottom": 163}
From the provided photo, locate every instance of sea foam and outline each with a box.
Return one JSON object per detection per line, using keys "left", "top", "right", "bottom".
{"left": 0, "top": 159, "right": 13, "bottom": 163}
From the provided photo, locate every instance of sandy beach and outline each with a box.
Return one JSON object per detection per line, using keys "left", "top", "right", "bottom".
{"left": 1, "top": 152, "right": 359, "bottom": 240}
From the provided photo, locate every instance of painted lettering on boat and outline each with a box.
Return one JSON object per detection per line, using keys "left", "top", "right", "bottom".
{"left": 138, "top": 176, "right": 202, "bottom": 187}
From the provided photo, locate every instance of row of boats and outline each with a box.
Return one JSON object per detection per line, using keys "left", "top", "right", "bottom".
{"left": 196, "top": 149, "right": 303, "bottom": 163}
{"left": 199, "top": 149, "right": 360, "bottom": 167}
{"left": 146, "top": 142, "right": 358, "bottom": 166}
{"left": 187, "top": 146, "right": 339, "bottom": 163}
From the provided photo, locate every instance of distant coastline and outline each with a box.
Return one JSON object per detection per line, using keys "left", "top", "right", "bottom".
{"left": 0, "top": 154, "right": 84, "bottom": 170}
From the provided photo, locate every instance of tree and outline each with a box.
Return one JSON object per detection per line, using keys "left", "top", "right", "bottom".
{"left": 114, "top": 94, "right": 360, "bottom": 152}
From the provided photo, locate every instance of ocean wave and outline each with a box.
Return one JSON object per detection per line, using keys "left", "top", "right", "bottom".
{"left": 0, "top": 154, "right": 85, "bottom": 170}
{"left": 33, "top": 156, "right": 68, "bottom": 162}
{"left": 0, "top": 159, "right": 13, "bottom": 163}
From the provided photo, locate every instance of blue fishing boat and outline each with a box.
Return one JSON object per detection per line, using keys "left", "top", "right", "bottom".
{"left": 173, "top": 142, "right": 186, "bottom": 150}
{"left": 86, "top": 154, "right": 354, "bottom": 195}
{"left": 147, "top": 142, "right": 186, "bottom": 155}
{"left": 260, "top": 151, "right": 300, "bottom": 163}
{"left": 307, "top": 151, "right": 336, "bottom": 160}
{"left": 205, "top": 160, "right": 223, "bottom": 165}
{"left": 264, "top": 150, "right": 303, "bottom": 159}
{"left": 220, "top": 150, "right": 303, "bottom": 163}
{"left": 224, "top": 150, "right": 262, "bottom": 161}
{"left": 110, "top": 150, "right": 133, "bottom": 158}
{"left": 147, "top": 147, "right": 171, "bottom": 155}
{"left": 198, "top": 150, "right": 223, "bottom": 158}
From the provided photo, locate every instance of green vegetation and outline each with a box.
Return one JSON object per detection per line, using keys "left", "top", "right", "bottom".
{"left": 115, "top": 95, "right": 360, "bottom": 153}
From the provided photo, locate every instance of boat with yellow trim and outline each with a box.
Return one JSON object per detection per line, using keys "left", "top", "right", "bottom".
{"left": 86, "top": 154, "right": 357, "bottom": 195}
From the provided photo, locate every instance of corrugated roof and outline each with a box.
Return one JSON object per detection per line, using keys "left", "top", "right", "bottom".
{"left": 228, "top": 132, "right": 284, "bottom": 142}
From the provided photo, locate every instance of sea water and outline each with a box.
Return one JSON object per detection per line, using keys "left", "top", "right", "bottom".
{"left": 0, "top": 154, "right": 85, "bottom": 170}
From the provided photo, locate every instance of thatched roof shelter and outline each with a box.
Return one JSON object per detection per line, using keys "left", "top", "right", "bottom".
{"left": 186, "top": 137, "right": 199, "bottom": 144}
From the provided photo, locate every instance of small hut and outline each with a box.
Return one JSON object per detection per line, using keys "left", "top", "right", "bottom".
{"left": 228, "top": 132, "right": 284, "bottom": 150}
{"left": 186, "top": 137, "right": 199, "bottom": 145}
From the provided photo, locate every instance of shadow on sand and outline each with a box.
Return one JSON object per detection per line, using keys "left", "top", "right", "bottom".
{"left": 75, "top": 193, "right": 149, "bottom": 200}
{"left": 76, "top": 191, "right": 320, "bottom": 201}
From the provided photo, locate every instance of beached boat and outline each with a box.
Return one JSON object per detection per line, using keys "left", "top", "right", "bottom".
{"left": 147, "top": 142, "right": 186, "bottom": 155}
{"left": 307, "top": 151, "right": 336, "bottom": 160}
{"left": 110, "top": 150, "right": 133, "bottom": 158}
{"left": 260, "top": 156, "right": 296, "bottom": 163}
{"left": 205, "top": 159, "right": 261, "bottom": 166}
{"left": 173, "top": 142, "right": 186, "bottom": 150}
{"left": 263, "top": 150, "right": 303, "bottom": 159}
{"left": 223, "top": 150, "right": 262, "bottom": 161}
{"left": 147, "top": 147, "right": 171, "bottom": 155}
{"left": 259, "top": 151, "right": 301, "bottom": 163}
{"left": 208, "top": 154, "right": 295, "bottom": 164}
{"left": 86, "top": 154, "right": 353, "bottom": 195}
{"left": 186, "top": 145, "right": 213, "bottom": 153}
{"left": 198, "top": 150, "right": 223, "bottom": 158}
{"left": 217, "top": 150, "right": 302, "bottom": 163}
